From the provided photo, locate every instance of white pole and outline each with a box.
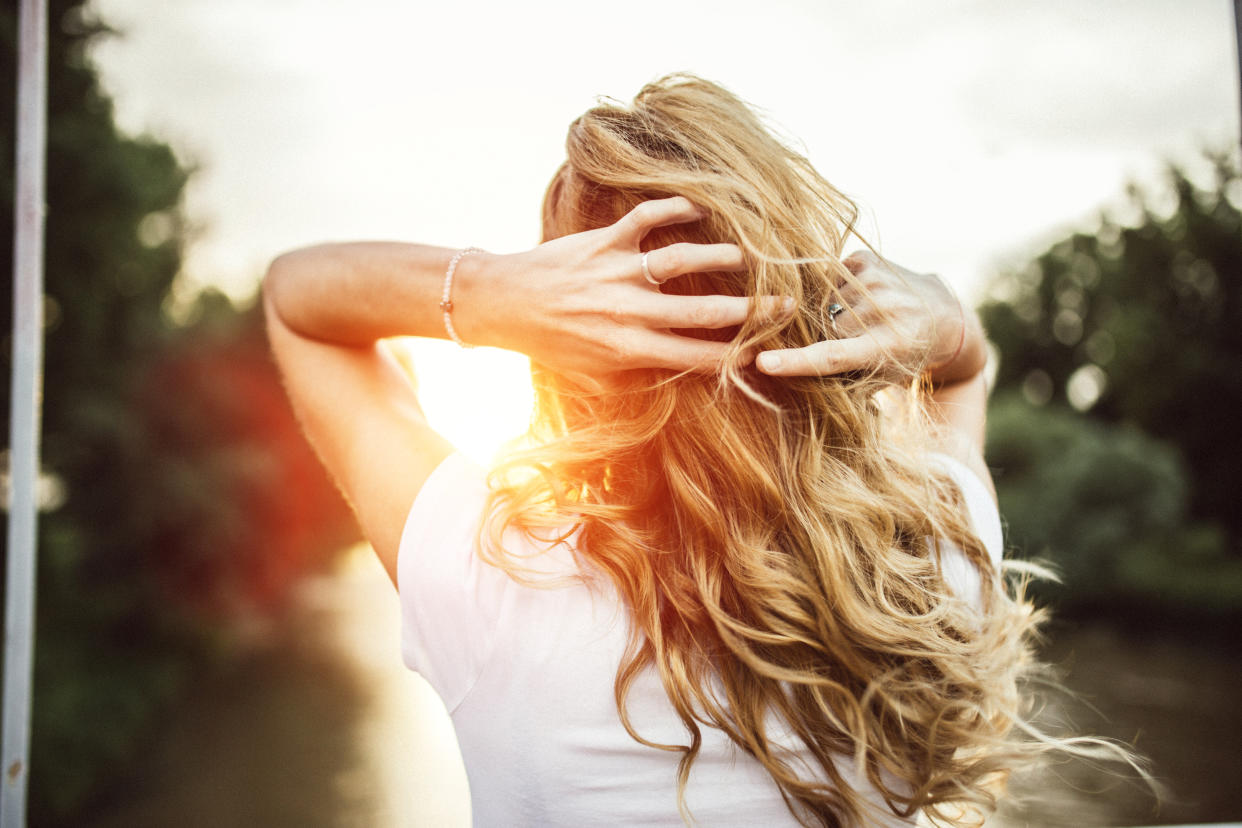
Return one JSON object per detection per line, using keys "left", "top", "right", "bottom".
{"left": 1235, "top": 0, "right": 1242, "bottom": 150}
{"left": 3, "top": 0, "right": 48, "bottom": 823}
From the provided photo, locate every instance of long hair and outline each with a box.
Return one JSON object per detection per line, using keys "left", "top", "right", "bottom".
{"left": 481, "top": 74, "right": 1078, "bottom": 826}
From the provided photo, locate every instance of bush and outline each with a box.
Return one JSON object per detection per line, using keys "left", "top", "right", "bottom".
{"left": 986, "top": 394, "right": 1242, "bottom": 617}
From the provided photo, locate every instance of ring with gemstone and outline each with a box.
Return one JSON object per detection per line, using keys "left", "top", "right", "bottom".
{"left": 827, "top": 302, "right": 844, "bottom": 331}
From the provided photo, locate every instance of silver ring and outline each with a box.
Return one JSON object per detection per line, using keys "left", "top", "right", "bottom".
{"left": 827, "top": 302, "right": 844, "bottom": 332}
{"left": 641, "top": 251, "right": 659, "bottom": 285}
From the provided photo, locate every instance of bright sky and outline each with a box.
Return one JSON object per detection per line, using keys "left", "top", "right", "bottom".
{"left": 88, "top": 0, "right": 1239, "bottom": 462}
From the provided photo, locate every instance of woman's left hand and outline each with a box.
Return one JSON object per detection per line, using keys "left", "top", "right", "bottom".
{"left": 754, "top": 250, "right": 980, "bottom": 382}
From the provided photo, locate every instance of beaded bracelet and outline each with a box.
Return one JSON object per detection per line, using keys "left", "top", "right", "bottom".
{"left": 439, "top": 247, "right": 485, "bottom": 348}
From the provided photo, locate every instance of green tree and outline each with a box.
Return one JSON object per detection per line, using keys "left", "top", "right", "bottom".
{"left": 1, "top": 3, "right": 191, "bottom": 815}
{"left": 1, "top": 3, "right": 355, "bottom": 820}
{"left": 980, "top": 151, "right": 1242, "bottom": 552}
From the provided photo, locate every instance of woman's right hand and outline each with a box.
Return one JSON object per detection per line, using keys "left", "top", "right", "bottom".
{"left": 754, "top": 250, "right": 987, "bottom": 385}
{"left": 455, "top": 197, "right": 789, "bottom": 381}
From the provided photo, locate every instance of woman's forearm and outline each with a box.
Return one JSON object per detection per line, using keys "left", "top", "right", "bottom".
{"left": 263, "top": 242, "right": 505, "bottom": 348}
{"left": 263, "top": 199, "right": 757, "bottom": 380}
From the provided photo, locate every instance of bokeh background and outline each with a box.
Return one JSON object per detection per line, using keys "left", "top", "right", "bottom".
{"left": 1, "top": 0, "right": 1239, "bottom": 825}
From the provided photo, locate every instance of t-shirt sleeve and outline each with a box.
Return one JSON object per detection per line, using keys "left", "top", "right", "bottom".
{"left": 396, "top": 452, "right": 511, "bottom": 711}
{"left": 927, "top": 452, "right": 1005, "bottom": 610}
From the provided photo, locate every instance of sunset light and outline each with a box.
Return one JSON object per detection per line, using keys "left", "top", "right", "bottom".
{"left": 17, "top": 0, "right": 1237, "bottom": 824}
{"left": 397, "top": 339, "right": 535, "bottom": 467}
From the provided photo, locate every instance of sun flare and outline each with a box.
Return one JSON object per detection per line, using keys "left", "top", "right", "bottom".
{"left": 396, "top": 338, "right": 535, "bottom": 467}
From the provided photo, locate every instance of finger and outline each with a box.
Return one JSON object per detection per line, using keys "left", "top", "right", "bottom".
{"left": 842, "top": 249, "right": 879, "bottom": 275}
{"left": 841, "top": 253, "right": 867, "bottom": 275}
{"left": 754, "top": 336, "right": 879, "bottom": 376}
{"left": 644, "top": 334, "right": 739, "bottom": 373}
{"left": 616, "top": 197, "right": 704, "bottom": 242}
{"left": 645, "top": 242, "right": 745, "bottom": 284}
{"left": 833, "top": 277, "right": 865, "bottom": 303}
{"left": 824, "top": 301, "right": 866, "bottom": 338}
{"left": 646, "top": 294, "right": 794, "bottom": 329}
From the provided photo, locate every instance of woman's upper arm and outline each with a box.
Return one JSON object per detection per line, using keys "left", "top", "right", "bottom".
{"left": 264, "top": 290, "right": 452, "bottom": 584}
{"left": 926, "top": 372, "right": 996, "bottom": 503}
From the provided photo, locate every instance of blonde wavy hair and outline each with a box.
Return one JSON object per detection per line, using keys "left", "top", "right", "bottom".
{"left": 481, "top": 74, "right": 1075, "bottom": 826}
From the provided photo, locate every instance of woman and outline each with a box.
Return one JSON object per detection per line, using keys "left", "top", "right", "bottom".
{"left": 264, "top": 75, "right": 1033, "bottom": 826}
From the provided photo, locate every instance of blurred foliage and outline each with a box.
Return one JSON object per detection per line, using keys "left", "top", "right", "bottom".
{"left": 987, "top": 394, "right": 1241, "bottom": 617}
{"left": 981, "top": 151, "right": 1242, "bottom": 549}
{"left": 0, "top": 1, "right": 356, "bottom": 822}
{"left": 981, "top": 149, "right": 1242, "bottom": 619}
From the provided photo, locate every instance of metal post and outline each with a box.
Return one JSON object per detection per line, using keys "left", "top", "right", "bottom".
{"left": 1235, "top": 0, "right": 1242, "bottom": 150}
{"left": 3, "top": 0, "right": 48, "bottom": 824}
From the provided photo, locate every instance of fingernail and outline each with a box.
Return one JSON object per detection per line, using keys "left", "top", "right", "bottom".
{"left": 781, "top": 297, "right": 795, "bottom": 317}
{"left": 758, "top": 353, "right": 781, "bottom": 371}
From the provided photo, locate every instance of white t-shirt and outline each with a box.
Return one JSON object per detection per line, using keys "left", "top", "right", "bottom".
{"left": 397, "top": 452, "right": 1003, "bottom": 827}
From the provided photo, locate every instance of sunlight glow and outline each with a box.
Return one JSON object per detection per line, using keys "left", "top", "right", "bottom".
{"left": 396, "top": 339, "right": 535, "bottom": 467}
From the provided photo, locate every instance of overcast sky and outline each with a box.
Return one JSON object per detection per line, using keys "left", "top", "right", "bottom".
{"left": 86, "top": 0, "right": 1240, "bottom": 459}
